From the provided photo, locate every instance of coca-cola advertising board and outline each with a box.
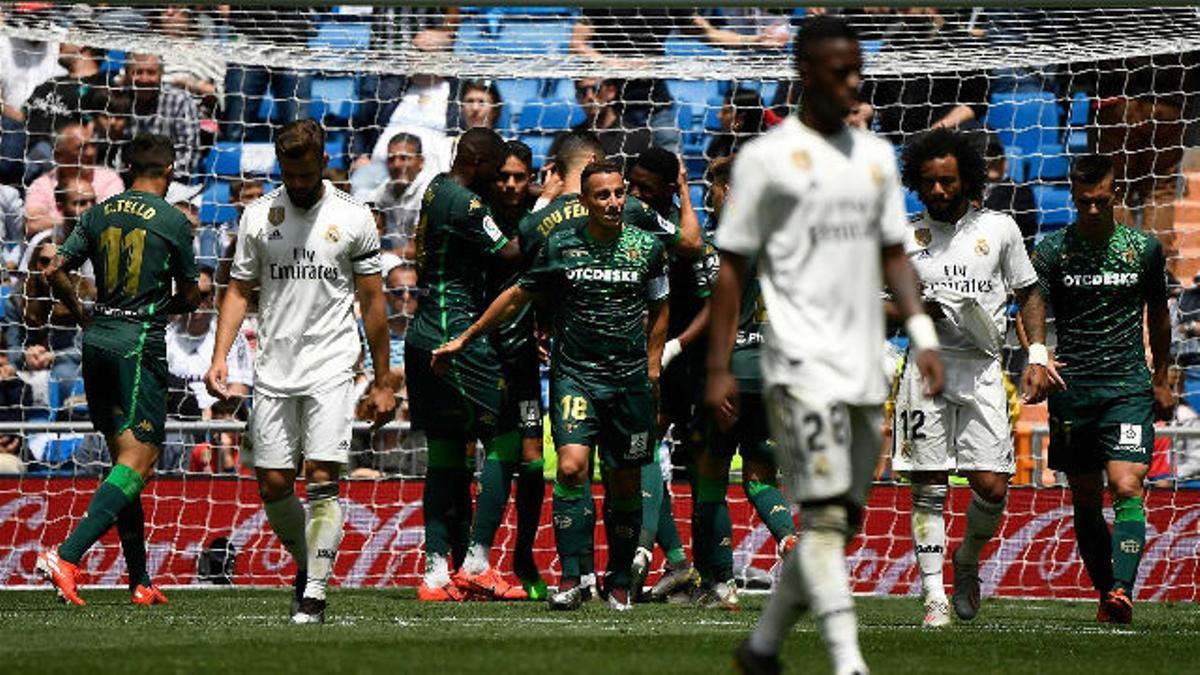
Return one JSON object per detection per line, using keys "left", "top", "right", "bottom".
{"left": 0, "top": 478, "right": 1196, "bottom": 600}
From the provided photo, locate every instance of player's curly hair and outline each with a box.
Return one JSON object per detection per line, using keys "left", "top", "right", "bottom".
{"left": 900, "top": 128, "right": 988, "bottom": 203}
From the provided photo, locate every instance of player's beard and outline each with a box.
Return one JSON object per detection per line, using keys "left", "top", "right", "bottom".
{"left": 927, "top": 195, "right": 967, "bottom": 224}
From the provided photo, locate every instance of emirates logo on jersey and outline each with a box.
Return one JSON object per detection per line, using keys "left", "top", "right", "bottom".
{"left": 325, "top": 224, "right": 340, "bottom": 243}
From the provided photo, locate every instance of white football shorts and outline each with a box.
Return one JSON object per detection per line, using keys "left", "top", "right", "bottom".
{"left": 242, "top": 378, "right": 357, "bottom": 470}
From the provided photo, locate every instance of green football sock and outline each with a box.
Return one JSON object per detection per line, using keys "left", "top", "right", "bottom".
{"left": 514, "top": 459, "right": 545, "bottom": 579}
{"left": 116, "top": 496, "right": 151, "bottom": 590}
{"left": 552, "top": 481, "right": 587, "bottom": 582}
{"left": 424, "top": 438, "right": 466, "bottom": 560}
{"left": 450, "top": 467, "right": 474, "bottom": 569}
{"left": 695, "top": 475, "right": 732, "bottom": 584}
{"left": 60, "top": 464, "right": 143, "bottom": 564}
{"left": 746, "top": 479, "right": 796, "bottom": 542}
{"left": 605, "top": 493, "right": 642, "bottom": 590}
{"left": 468, "top": 431, "right": 520, "bottom": 553}
{"left": 1072, "top": 503, "right": 1115, "bottom": 595}
{"left": 579, "top": 495, "right": 596, "bottom": 577}
{"left": 1111, "top": 497, "right": 1146, "bottom": 594}
{"left": 638, "top": 461, "right": 664, "bottom": 551}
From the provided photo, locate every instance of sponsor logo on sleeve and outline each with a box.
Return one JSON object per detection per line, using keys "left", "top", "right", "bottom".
{"left": 482, "top": 215, "right": 503, "bottom": 242}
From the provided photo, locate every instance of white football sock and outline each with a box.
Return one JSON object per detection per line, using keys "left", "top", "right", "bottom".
{"left": 425, "top": 553, "right": 451, "bottom": 588}
{"left": 463, "top": 543, "right": 491, "bottom": 575}
{"left": 800, "top": 510, "right": 865, "bottom": 675}
{"left": 958, "top": 490, "right": 1006, "bottom": 565}
{"left": 303, "top": 482, "right": 343, "bottom": 601}
{"left": 911, "top": 483, "right": 948, "bottom": 602}
{"left": 748, "top": 537, "right": 808, "bottom": 656}
{"left": 263, "top": 490, "right": 308, "bottom": 569}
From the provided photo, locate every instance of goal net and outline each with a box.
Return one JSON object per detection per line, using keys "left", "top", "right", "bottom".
{"left": 0, "top": 4, "right": 1199, "bottom": 600}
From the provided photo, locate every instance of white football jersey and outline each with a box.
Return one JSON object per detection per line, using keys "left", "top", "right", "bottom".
{"left": 717, "top": 117, "right": 907, "bottom": 405}
{"left": 905, "top": 207, "right": 1037, "bottom": 356}
{"left": 231, "top": 180, "right": 382, "bottom": 397}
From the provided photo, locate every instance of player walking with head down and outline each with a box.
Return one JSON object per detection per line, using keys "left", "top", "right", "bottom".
{"left": 706, "top": 16, "right": 944, "bottom": 675}
{"left": 435, "top": 159, "right": 670, "bottom": 612}
{"left": 894, "top": 128, "right": 1056, "bottom": 627}
{"left": 37, "top": 133, "right": 202, "bottom": 607}
{"left": 1035, "top": 154, "right": 1174, "bottom": 624}
{"left": 205, "top": 120, "right": 395, "bottom": 624}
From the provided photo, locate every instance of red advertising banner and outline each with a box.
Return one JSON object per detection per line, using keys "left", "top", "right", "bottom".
{"left": 1, "top": 478, "right": 1197, "bottom": 601}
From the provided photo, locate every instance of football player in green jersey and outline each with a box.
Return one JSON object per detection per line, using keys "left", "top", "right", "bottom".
{"left": 625, "top": 147, "right": 706, "bottom": 601}
{"left": 457, "top": 140, "right": 549, "bottom": 600}
{"left": 691, "top": 155, "right": 797, "bottom": 611}
{"left": 1034, "top": 154, "right": 1173, "bottom": 624}
{"left": 37, "top": 134, "right": 202, "bottom": 606}
{"left": 404, "top": 128, "right": 524, "bottom": 601}
{"left": 434, "top": 160, "right": 670, "bottom": 611}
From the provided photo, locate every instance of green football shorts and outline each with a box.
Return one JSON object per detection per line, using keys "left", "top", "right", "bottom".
{"left": 1047, "top": 385, "right": 1154, "bottom": 475}
{"left": 549, "top": 372, "right": 655, "bottom": 469}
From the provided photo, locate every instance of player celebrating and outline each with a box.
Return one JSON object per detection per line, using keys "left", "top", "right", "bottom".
{"left": 404, "top": 127, "right": 523, "bottom": 601}
{"left": 706, "top": 17, "right": 943, "bottom": 675}
{"left": 691, "top": 155, "right": 797, "bottom": 611}
{"left": 625, "top": 147, "right": 706, "bottom": 601}
{"left": 458, "top": 140, "right": 547, "bottom": 600}
{"left": 1034, "top": 154, "right": 1173, "bottom": 624}
{"left": 435, "top": 160, "right": 670, "bottom": 612}
{"left": 205, "top": 120, "right": 395, "bottom": 624}
{"left": 894, "top": 129, "right": 1055, "bottom": 627}
{"left": 37, "top": 134, "right": 201, "bottom": 606}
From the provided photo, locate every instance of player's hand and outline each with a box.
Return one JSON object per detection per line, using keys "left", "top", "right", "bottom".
{"left": 1020, "top": 364, "right": 1055, "bottom": 404}
{"left": 705, "top": 368, "right": 741, "bottom": 432}
{"left": 431, "top": 336, "right": 466, "bottom": 375}
{"left": 536, "top": 328, "right": 551, "bottom": 364}
{"left": 1152, "top": 380, "right": 1177, "bottom": 422}
{"left": 204, "top": 361, "right": 230, "bottom": 400}
{"left": 648, "top": 365, "right": 662, "bottom": 401}
{"left": 914, "top": 349, "right": 944, "bottom": 398}
{"left": 540, "top": 169, "right": 564, "bottom": 203}
{"left": 660, "top": 338, "right": 683, "bottom": 370}
{"left": 365, "top": 381, "right": 397, "bottom": 430}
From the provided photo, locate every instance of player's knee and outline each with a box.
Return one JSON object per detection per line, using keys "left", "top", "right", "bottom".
{"left": 742, "top": 460, "right": 776, "bottom": 486}
{"left": 970, "top": 474, "right": 1009, "bottom": 504}
{"left": 911, "top": 482, "right": 948, "bottom": 513}
{"left": 520, "top": 438, "right": 544, "bottom": 463}
{"left": 555, "top": 449, "right": 589, "bottom": 483}
{"left": 1109, "top": 477, "right": 1144, "bottom": 501}
{"left": 256, "top": 471, "right": 293, "bottom": 502}
{"left": 608, "top": 466, "right": 641, "bottom": 499}
{"left": 801, "top": 502, "right": 852, "bottom": 539}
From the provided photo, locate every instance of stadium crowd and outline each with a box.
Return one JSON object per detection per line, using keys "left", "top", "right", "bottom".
{"left": 0, "top": 3, "right": 1197, "bottom": 488}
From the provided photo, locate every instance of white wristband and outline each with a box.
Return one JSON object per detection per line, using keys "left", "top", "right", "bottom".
{"left": 905, "top": 314, "right": 939, "bottom": 352}
{"left": 1028, "top": 343, "right": 1049, "bottom": 367}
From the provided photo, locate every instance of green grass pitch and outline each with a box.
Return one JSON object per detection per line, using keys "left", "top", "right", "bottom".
{"left": 0, "top": 589, "right": 1194, "bottom": 674}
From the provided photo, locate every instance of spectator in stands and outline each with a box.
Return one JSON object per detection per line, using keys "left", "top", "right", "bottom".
{"left": 566, "top": 79, "right": 652, "bottom": 171}
{"left": 6, "top": 234, "right": 83, "bottom": 411}
{"left": 166, "top": 266, "right": 253, "bottom": 418}
{"left": 449, "top": 79, "right": 503, "bottom": 133}
{"left": 156, "top": 5, "right": 226, "bottom": 146}
{"left": 0, "top": 358, "right": 32, "bottom": 475}
{"left": 366, "top": 132, "right": 430, "bottom": 250}
{"left": 189, "top": 396, "right": 248, "bottom": 474}
{"left": 368, "top": 75, "right": 454, "bottom": 178}
{"left": 53, "top": 174, "right": 95, "bottom": 239}
{"left": 1172, "top": 274, "right": 1200, "bottom": 411}
{"left": 126, "top": 52, "right": 202, "bottom": 177}
{"left": 859, "top": 51, "right": 989, "bottom": 144}
{"left": 324, "top": 167, "right": 351, "bottom": 195}
{"left": 88, "top": 88, "right": 133, "bottom": 171}
{"left": 0, "top": 36, "right": 63, "bottom": 185}
{"left": 351, "top": 8, "right": 462, "bottom": 164}
{"left": 385, "top": 257, "right": 419, "bottom": 340}
{"left": 23, "top": 120, "right": 123, "bottom": 235}
{"left": 19, "top": 43, "right": 110, "bottom": 184}
{"left": 571, "top": 9, "right": 791, "bottom": 153}
{"left": 982, "top": 134, "right": 1037, "bottom": 249}
{"left": 705, "top": 87, "right": 765, "bottom": 160}
{"left": 214, "top": 178, "right": 265, "bottom": 299}
{"left": 1076, "top": 52, "right": 1200, "bottom": 276}
{"left": 0, "top": 184, "right": 22, "bottom": 268}
{"left": 218, "top": 5, "right": 314, "bottom": 142}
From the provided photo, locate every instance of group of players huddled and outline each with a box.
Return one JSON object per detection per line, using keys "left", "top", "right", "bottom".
{"left": 31, "top": 16, "right": 1171, "bottom": 675}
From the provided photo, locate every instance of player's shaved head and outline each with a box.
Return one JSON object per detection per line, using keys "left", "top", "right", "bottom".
{"left": 554, "top": 131, "right": 605, "bottom": 177}
{"left": 793, "top": 15, "right": 859, "bottom": 63}
{"left": 794, "top": 15, "right": 863, "bottom": 131}
{"left": 125, "top": 133, "right": 175, "bottom": 179}
{"left": 630, "top": 147, "right": 679, "bottom": 185}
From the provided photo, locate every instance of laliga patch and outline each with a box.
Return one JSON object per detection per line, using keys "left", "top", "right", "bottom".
{"left": 482, "top": 215, "right": 503, "bottom": 242}
{"left": 1118, "top": 423, "right": 1144, "bottom": 450}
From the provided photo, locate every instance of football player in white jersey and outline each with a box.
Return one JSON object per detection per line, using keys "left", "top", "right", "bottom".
{"left": 205, "top": 120, "right": 396, "bottom": 624}
{"left": 706, "top": 17, "right": 944, "bottom": 675}
{"left": 893, "top": 129, "right": 1056, "bottom": 627}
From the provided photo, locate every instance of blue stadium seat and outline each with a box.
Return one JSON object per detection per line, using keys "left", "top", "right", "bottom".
{"left": 904, "top": 190, "right": 924, "bottom": 218}
{"left": 1025, "top": 143, "right": 1070, "bottom": 181}
{"left": 201, "top": 142, "right": 243, "bottom": 177}
{"left": 666, "top": 79, "right": 724, "bottom": 109}
{"left": 495, "top": 18, "right": 575, "bottom": 55}
{"left": 689, "top": 183, "right": 708, "bottom": 228}
{"left": 495, "top": 79, "right": 544, "bottom": 120}
{"left": 986, "top": 91, "right": 1063, "bottom": 156}
{"left": 325, "top": 132, "right": 349, "bottom": 171}
{"left": 664, "top": 36, "right": 726, "bottom": 58}
{"left": 517, "top": 99, "right": 584, "bottom": 132}
{"left": 454, "top": 14, "right": 499, "bottom": 55}
{"left": 101, "top": 50, "right": 126, "bottom": 75}
{"left": 310, "top": 21, "right": 372, "bottom": 51}
{"left": 1068, "top": 91, "right": 1090, "bottom": 126}
{"left": 518, "top": 134, "right": 556, "bottom": 170}
{"left": 198, "top": 181, "right": 237, "bottom": 226}
{"left": 310, "top": 77, "right": 356, "bottom": 123}
{"left": 1033, "top": 184, "right": 1075, "bottom": 229}
{"left": 703, "top": 96, "right": 726, "bottom": 131}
